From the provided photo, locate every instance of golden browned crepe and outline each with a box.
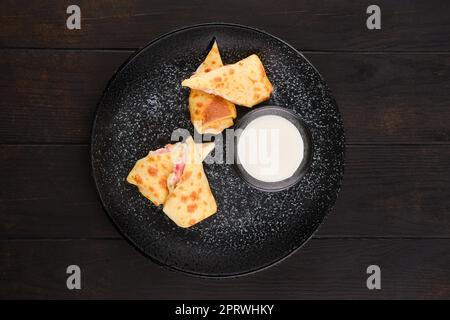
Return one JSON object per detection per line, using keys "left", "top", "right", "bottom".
{"left": 126, "top": 144, "right": 179, "bottom": 206}
{"left": 189, "top": 41, "right": 236, "bottom": 134}
{"left": 200, "top": 117, "right": 234, "bottom": 135}
{"left": 127, "top": 142, "right": 214, "bottom": 207}
{"left": 182, "top": 54, "right": 273, "bottom": 108}
{"left": 163, "top": 137, "right": 217, "bottom": 228}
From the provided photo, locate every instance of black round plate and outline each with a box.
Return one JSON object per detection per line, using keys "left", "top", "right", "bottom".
{"left": 91, "top": 23, "right": 345, "bottom": 277}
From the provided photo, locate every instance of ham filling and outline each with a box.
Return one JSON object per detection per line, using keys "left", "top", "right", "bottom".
{"left": 166, "top": 143, "right": 187, "bottom": 193}
{"left": 149, "top": 144, "right": 173, "bottom": 155}
{"left": 148, "top": 142, "right": 187, "bottom": 193}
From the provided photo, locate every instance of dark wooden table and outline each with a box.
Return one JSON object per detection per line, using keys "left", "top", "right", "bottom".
{"left": 1, "top": 0, "right": 449, "bottom": 299}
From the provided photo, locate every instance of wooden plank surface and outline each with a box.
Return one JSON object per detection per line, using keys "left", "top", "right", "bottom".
{"left": 1, "top": 238, "right": 449, "bottom": 299}
{"left": 0, "top": 50, "right": 125, "bottom": 144}
{"left": 1, "top": 0, "right": 449, "bottom": 300}
{"left": 1, "top": 145, "right": 449, "bottom": 239}
{"left": 1, "top": 0, "right": 450, "bottom": 51}
{"left": 1, "top": 50, "right": 450, "bottom": 144}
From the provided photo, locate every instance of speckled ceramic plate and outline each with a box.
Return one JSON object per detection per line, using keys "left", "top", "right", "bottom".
{"left": 91, "top": 23, "right": 345, "bottom": 277}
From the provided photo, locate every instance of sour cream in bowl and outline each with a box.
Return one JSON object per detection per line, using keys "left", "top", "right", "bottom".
{"left": 234, "top": 107, "right": 312, "bottom": 192}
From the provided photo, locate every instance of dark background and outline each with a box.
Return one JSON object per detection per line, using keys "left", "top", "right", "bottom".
{"left": 1, "top": 0, "right": 449, "bottom": 299}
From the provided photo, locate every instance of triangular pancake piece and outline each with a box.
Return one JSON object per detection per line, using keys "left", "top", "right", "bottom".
{"left": 182, "top": 54, "right": 273, "bottom": 108}
{"left": 200, "top": 141, "right": 215, "bottom": 160}
{"left": 127, "top": 145, "right": 177, "bottom": 206}
{"left": 127, "top": 142, "right": 214, "bottom": 207}
{"left": 163, "top": 137, "right": 217, "bottom": 228}
{"left": 196, "top": 41, "right": 222, "bottom": 73}
{"left": 189, "top": 41, "right": 236, "bottom": 134}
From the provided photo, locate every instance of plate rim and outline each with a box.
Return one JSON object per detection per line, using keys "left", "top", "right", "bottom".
{"left": 90, "top": 22, "right": 346, "bottom": 278}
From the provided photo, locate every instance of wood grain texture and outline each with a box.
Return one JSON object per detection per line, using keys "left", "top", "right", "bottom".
{"left": 307, "top": 53, "right": 450, "bottom": 144}
{"left": 1, "top": 145, "right": 449, "bottom": 238}
{"left": 0, "top": 50, "right": 127, "bottom": 144}
{"left": 1, "top": 0, "right": 450, "bottom": 299}
{"left": 1, "top": 0, "right": 450, "bottom": 51}
{"left": 1, "top": 50, "right": 450, "bottom": 144}
{"left": 0, "top": 145, "right": 118, "bottom": 239}
{"left": 1, "top": 238, "right": 449, "bottom": 299}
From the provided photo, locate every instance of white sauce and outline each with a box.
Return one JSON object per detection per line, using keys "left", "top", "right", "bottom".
{"left": 237, "top": 115, "right": 304, "bottom": 182}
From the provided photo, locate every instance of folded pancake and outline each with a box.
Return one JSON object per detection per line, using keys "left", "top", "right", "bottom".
{"left": 189, "top": 41, "right": 236, "bottom": 134}
{"left": 198, "top": 117, "right": 234, "bottom": 136}
{"left": 127, "top": 141, "right": 214, "bottom": 207}
{"left": 163, "top": 137, "right": 217, "bottom": 228}
{"left": 182, "top": 54, "right": 273, "bottom": 108}
{"left": 126, "top": 144, "right": 180, "bottom": 206}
